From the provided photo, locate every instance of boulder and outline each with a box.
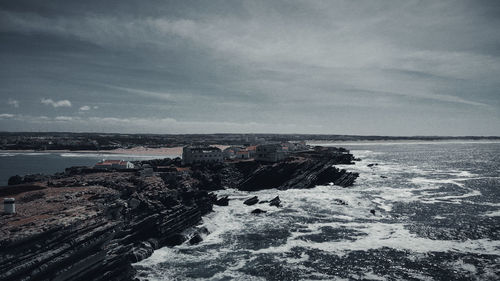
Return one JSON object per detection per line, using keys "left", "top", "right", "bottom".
{"left": 334, "top": 199, "right": 347, "bottom": 205}
{"left": 197, "top": 226, "right": 210, "bottom": 235}
{"left": 243, "top": 196, "right": 259, "bottom": 206}
{"left": 7, "top": 175, "right": 23, "bottom": 186}
{"left": 129, "top": 241, "right": 154, "bottom": 263}
{"left": 214, "top": 196, "right": 229, "bottom": 206}
{"left": 189, "top": 233, "right": 203, "bottom": 245}
{"left": 269, "top": 196, "right": 281, "bottom": 207}
{"left": 128, "top": 198, "right": 141, "bottom": 209}
{"left": 164, "top": 233, "right": 186, "bottom": 247}
{"left": 251, "top": 208, "right": 267, "bottom": 214}
{"left": 370, "top": 209, "right": 376, "bottom": 215}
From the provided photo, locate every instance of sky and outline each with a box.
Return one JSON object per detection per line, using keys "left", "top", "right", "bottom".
{"left": 0, "top": 0, "right": 499, "bottom": 136}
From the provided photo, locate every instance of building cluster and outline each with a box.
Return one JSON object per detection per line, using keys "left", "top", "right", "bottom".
{"left": 182, "top": 141, "right": 309, "bottom": 164}
{"left": 94, "top": 160, "right": 135, "bottom": 169}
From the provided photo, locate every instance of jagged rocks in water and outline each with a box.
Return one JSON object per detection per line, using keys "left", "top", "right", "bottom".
{"left": 130, "top": 241, "right": 155, "bottom": 263}
{"left": 251, "top": 209, "right": 267, "bottom": 214}
{"left": 370, "top": 209, "right": 376, "bottom": 215}
{"left": 334, "top": 199, "right": 347, "bottom": 205}
{"left": 238, "top": 159, "right": 358, "bottom": 191}
{"left": 0, "top": 146, "right": 359, "bottom": 281}
{"left": 367, "top": 163, "right": 378, "bottom": 167}
{"left": 164, "top": 233, "right": 188, "bottom": 247}
{"left": 197, "top": 226, "right": 210, "bottom": 235}
{"left": 189, "top": 233, "right": 203, "bottom": 245}
{"left": 269, "top": 196, "right": 281, "bottom": 207}
{"left": 244, "top": 196, "right": 259, "bottom": 205}
{"left": 214, "top": 195, "right": 229, "bottom": 206}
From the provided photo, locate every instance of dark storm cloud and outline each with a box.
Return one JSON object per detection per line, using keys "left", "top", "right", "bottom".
{"left": 0, "top": 0, "right": 499, "bottom": 135}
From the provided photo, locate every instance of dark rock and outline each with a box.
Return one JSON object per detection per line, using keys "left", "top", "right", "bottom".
{"left": 380, "top": 175, "right": 387, "bottom": 178}
{"left": 7, "top": 175, "right": 22, "bottom": 186}
{"left": 269, "top": 196, "right": 281, "bottom": 207}
{"left": 189, "top": 233, "right": 203, "bottom": 245}
{"left": 238, "top": 159, "right": 358, "bottom": 191}
{"left": 334, "top": 199, "right": 347, "bottom": 205}
{"left": 128, "top": 198, "right": 141, "bottom": 209}
{"left": 214, "top": 195, "right": 229, "bottom": 206}
{"left": 251, "top": 208, "right": 267, "bottom": 214}
{"left": 367, "top": 163, "right": 378, "bottom": 167}
{"left": 164, "top": 233, "right": 187, "bottom": 247}
{"left": 197, "top": 226, "right": 210, "bottom": 235}
{"left": 243, "top": 196, "right": 259, "bottom": 206}
{"left": 129, "top": 242, "right": 154, "bottom": 263}
{"left": 370, "top": 209, "right": 376, "bottom": 215}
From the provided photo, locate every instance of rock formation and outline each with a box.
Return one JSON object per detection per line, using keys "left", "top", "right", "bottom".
{"left": 0, "top": 147, "right": 359, "bottom": 281}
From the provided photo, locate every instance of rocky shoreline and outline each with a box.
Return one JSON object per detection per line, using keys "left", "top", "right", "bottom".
{"left": 0, "top": 147, "right": 358, "bottom": 281}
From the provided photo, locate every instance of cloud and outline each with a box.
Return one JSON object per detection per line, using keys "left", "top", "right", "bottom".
{"left": 41, "top": 98, "right": 72, "bottom": 108}
{"left": 0, "top": 1, "right": 499, "bottom": 135}
{"left": 0, "top": 114, "right": 322, "bottom": 134}
{"left": 54, "top": 116, "right": 74, "bottom": 121}
{"left": 104, "top": 85, "right": 175, "bottom": 101}
{"left": 7, "top": 99, "right": 19, "bottom": 108}
{"left": 0, "top": 113, "right": 15, "bottom": 119}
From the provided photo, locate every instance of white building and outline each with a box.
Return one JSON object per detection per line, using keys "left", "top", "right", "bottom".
{"left": 182, "top": 146, "right": 223, "bottom": 164}
{"left": 255, "top": 144, "right": 287, "bottom": 162}
{"left": 94, "top": 160, "right": 135, "bottom": 169}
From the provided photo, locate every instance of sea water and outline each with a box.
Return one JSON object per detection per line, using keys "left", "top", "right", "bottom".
{"left": 0, "top": 152, "right": 174, "bottom": 185}
{"left": 134, "top": 142, "right": 500, "bottom": 280}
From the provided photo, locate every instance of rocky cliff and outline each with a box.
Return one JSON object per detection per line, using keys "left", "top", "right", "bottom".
{"left": 0, "top": 148, "right": 358, "bottom": 280}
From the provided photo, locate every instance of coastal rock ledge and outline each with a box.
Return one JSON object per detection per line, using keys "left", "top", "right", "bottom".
{"left": 0, "top": 147, "right": 358, "bottom": 281}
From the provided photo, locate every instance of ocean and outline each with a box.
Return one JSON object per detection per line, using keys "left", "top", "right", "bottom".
{"left": 0, "top": 151, "right": 174, "bottom": 186}
{"left": 133, "top": 141, "right": 500, "bottom": 280}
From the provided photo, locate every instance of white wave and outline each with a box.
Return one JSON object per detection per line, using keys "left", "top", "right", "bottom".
{"left": 309, "top": 140, "right": 500, "bottom": 146}
{"left": 483, "top": 210, "right": 500, "bottom": 217}
{"left": 252, "top": 221, "right": 500, "bottom": 256}
{"left": 358, "top": 271, "right": 388, "bottom": 281}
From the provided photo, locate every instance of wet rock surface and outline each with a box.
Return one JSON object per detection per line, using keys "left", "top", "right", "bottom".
{"left": 251, "top": 208, "right": 267, "bottom": 214}
{"left": 269, "top": 196, "right": 281, "bottom": 207}
{"left": 213, "top": 195, "right": 229, "bottom": 206}
{"left": 243, "top": 196, "right": 259, "bottom": 206}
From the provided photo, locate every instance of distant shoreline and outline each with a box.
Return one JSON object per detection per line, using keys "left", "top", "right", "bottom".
{"left": 308, "top": 139, "right": 500, "bottom": 146}
{"left": 0, "top": 145, "right": 230, "bottom": 156}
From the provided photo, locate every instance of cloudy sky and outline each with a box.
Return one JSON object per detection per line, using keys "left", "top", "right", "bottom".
{"left": 0, "top": 0, "right": 499, "bottom": 135}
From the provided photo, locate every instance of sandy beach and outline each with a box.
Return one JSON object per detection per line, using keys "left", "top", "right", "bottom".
{"left": 2, "top": 145, "right": 230, "bottom": 157}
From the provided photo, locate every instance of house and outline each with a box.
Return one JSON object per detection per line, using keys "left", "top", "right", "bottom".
{"left": 255, "top": 143, "right": 287, "bottom": 162}
{"left": 182, "top": 146, "right": 223, "bottom": 164}
{"left": 281, "top": 141, "right": 309, "bottom": 152}
{"left": 94, "top": 160, "right": 135, "bottom": 169}
{"left": 246, "top": 145, "right": 257, "bottom": 158}
{"left": 223, "top": 146, "right": 245, "bottom": 159}
{"left": 236, "top": 149, "right": 250, "bottom": 159}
